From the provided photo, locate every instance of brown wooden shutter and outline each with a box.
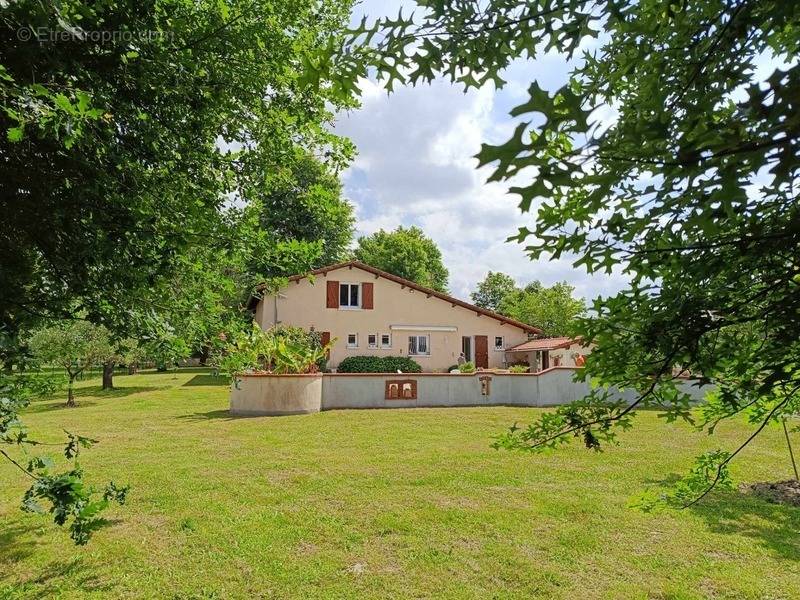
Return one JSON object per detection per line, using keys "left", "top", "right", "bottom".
{"left": 326, "top": 280, "right": 339, "bottom": 308}
{"left": 320, "top": 331, "right": 331, "bottom": 358}
{"left": 362, "top": 282, "right": 374, "bottom": 309}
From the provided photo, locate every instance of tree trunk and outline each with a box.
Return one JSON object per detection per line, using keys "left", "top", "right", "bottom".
{"left": 199, "top": 344, "right": 210, "bottom": 366}
{"left": 102, "top": 360, "right": 115, "bottom": 390}
{"left": 67, "top": 375, "right": 76, "bottom": 407}
{"left": 128, "top": 364, "right": 137, "bottom": 375}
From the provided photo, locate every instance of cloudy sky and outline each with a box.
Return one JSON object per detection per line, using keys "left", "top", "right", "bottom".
{"left": 333, "top": 0, "right": 629, "bottom": 302}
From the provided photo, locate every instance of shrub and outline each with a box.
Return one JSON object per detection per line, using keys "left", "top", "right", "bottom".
{"left": 217, "top": 322, "right": 333, "bottom": 377}
{"left": 382, "top": 356, "right": 423, "bottom": 373}
{"left": 458, "top": 361, "right": 476, "bottom": 374}
{"left": 337, "top": 355, "right": 422, "bottom": 373}
{"left": 509, "top": 364, "right": 529, "bottom": 373}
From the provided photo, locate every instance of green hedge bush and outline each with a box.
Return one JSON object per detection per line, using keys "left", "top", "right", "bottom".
{"left": 337, "top": 355, "right": 422, "bottom": 373}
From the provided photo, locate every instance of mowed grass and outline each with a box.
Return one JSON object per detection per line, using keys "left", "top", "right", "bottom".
{"left": 2, "top": 370, "right": 800, "bottom": 599}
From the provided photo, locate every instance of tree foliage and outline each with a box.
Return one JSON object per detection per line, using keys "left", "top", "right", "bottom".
{"left": 1, "top": 0, "right": 354, "bottom": 331}
{"left": 470, "top": 272, "right": 517, "bottom": 311}
{"left": 471, "top": 272, "right": 585, "bottom": 335}
{"left": 354, "top": 226, "right": 449, "bottom": 292}
{"left": 313, "top": 1, "right": 800, "bottom": 502}
{"left": 1, "top": 0, "right": 356, "bottom": 543}
{"left": 499, "top": 281, "right": 585, "bottom": 337}
{"left": 256, "top": 149, "right": 355, "bottom": 267}
{"left": 28, "top": 321, "right": 115, "bottom": 406}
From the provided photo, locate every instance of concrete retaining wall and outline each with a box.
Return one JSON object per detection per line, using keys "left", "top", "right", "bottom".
{"left": 230, "top": 374, "right": 323, "bottom": 415}
{"left": 231, "top": 368, "right": 711, "bottom": 415}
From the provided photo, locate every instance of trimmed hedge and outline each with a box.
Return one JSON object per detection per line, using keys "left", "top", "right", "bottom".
{"left": 337, "top": 355, "right": 422, "bottom": 373}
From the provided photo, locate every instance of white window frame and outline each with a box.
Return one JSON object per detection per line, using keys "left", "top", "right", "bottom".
{"left": 339, "top": 282, "right": 361, "bottom": 309}
{"left": 408, "top": 334, "right": 430, "bottom": 356}
{"left": 380, "top": 333, "right": 392, "bottom": 349}
{"left": 367, "top": 333, "right": 378, "bottom": 349}
{"left": 346, "top": 333, "right": 358, "bottom": 349}
{"left": 494, "top": 336, "right": 505, "bottom": 351}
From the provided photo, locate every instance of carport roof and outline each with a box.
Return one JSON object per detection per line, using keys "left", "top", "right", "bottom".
{"left": 506, "top": 337, "right": 576, "bottom": 352}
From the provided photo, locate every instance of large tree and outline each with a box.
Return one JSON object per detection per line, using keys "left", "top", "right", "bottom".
{"left": 354, "top": 226, "right": 449, "bottom": 292}
{"left": 1, "top": 0, "right": 354, "bottom": 332}
{"left": 312, "top": 1, "right": 800, "bottom": 501}
{"left": 257, "top": 149, "right": 355, "bottom": 267}
{"left": 1, "top": 0, "right": 356, "bottom": 542}
{"left": 470, "top": 271, "right": 517, "bottom": 312}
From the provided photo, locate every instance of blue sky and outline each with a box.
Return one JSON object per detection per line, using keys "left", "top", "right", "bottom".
{"left": 333, "top": 0, "right": 629, "bottom": 302}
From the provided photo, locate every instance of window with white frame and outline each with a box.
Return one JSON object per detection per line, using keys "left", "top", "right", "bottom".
{"left": 494, "top": 336, "right": 504, "bottom": 351}
{"left": 346, "top": 333, "right": 358, "bottom": 348}
{"left": 380, "top": 333, "right": 392, "bottom": 349}
{"left": 339, "top": 283, "right": 360, "bottom": 308}
{"left": 408, "top": 334, "right": 430, "bottom": 356}
{"left": 368, "top": 333, "right": 378, "bottom": 349}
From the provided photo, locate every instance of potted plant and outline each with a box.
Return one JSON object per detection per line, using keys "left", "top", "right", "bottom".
{"left": 219, "top": 323, "right": 333, "bottom": 416}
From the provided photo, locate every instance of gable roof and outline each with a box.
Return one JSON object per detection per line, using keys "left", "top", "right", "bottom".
{"left": 251, "top": 260, "right": 542, "bottom": 334}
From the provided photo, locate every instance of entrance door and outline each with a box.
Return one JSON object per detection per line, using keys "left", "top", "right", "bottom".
{"left": 461, "top": 336, "right": 472, "bottom": 362}
{"left": 475, "top": 335, "right": 489, "bottom": 369}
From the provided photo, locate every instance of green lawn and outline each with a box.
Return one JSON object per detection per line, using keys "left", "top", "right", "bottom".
{"left": 2, "top": 370, "right": 799, "bottom": 599}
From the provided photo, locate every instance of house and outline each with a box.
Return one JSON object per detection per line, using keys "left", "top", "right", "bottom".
{"left": 249, "top": 261, "right": 541, "bottom": 372}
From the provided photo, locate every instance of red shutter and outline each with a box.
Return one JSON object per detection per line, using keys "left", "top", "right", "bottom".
{"left": 326, "top": 280, "right": 339, "bottom": 308}
{"left": 362, "top": 282, "right": 374, "bottom": 309}
{"left": 321, "top": 331, "right": 331, "bottom": 358}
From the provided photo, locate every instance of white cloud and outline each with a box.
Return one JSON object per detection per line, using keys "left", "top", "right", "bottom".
{"left": 333, "top": 4, "right": 630, "bottom": 303}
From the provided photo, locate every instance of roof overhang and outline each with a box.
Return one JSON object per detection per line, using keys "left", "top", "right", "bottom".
{"left": 390, "top": 325, "right": 458, "bottom": 332}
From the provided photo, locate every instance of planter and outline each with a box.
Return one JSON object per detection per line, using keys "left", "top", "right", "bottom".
{"left": 230, "top": 373, "right": 323, "bottom": 416}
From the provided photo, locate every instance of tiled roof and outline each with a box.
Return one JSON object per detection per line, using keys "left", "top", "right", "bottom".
{"left": 506, "top": 337, "right": 576, "bottom": 352}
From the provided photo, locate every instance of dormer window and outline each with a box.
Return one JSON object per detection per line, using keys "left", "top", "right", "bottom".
{"left": 339, "top": 283, "right": 360, "bottom": 308}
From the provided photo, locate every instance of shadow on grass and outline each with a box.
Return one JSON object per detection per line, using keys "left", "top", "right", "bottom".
{"left": 73, "top": 385, "right": 159, "bottom": 399}
{"left": 176, "top": 409, "right": 240, "bottom": 421}
{"left": 27, "top": 556, "right": 116, "bottom": 598}
{"left": 24, "top": 386, "right": 159, "bottom": 413}
{"left": 688, "top": 491, "right": 800, "bottom": 560}
{"left": 647, "top": 474, "right": 800, "bottom": 560}
{"left": 138, "top": 367, "right": 214, "bottom": 374}
{"left": 0, "top": 521, "right": 37, "bottom": 564}
{"left": 182, "top": 374, "right": 228, "bottom": 387}
{"left": 23, "top": 401, "right": 100, "bottom": 413}
{"left": 0, "top": 518, "right": 121, "bottom": 596}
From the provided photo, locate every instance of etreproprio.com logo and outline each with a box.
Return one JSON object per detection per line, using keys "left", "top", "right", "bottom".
{"left": 16, "top": 26, "right": 173, "bottom": 43}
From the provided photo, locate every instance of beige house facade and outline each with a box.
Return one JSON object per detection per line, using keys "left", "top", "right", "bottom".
{"left": 251, "top": 261, "right": 540, "bottom": 372}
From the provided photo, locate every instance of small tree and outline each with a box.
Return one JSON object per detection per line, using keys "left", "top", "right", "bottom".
{"left": 28, "top": 322, "right": 115, "bottom": 407}
{"left": 119, "top": 338, "right": 147, "bottom": 375}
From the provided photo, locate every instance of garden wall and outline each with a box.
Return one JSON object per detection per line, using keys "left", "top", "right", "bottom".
{"left": 321, "top": 367, "right": 710, "bottom": 409}
{"left": 231, "top": 367, "right": 711, "bottom": 415}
